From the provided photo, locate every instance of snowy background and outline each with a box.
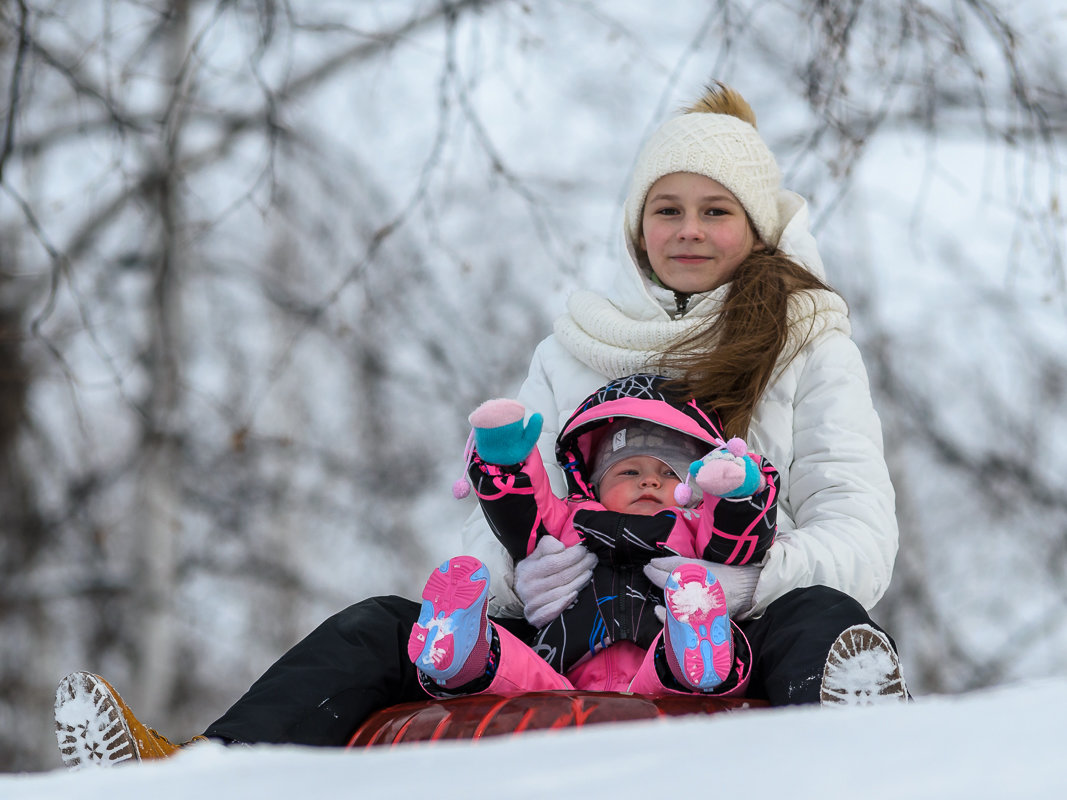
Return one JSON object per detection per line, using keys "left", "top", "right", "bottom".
{"left": 2, "top": 0, "right": 1066, "bottom": 775}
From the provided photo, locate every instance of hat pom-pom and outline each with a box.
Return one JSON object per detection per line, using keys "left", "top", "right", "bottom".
{"left": 673, "top": 482, "right": 693, "bottom": 506}
{"left": 452, "top": 478, "right": 471, "bottom": 499}
{"left": 725, "top": 437, "right": 748, "bottom": 458}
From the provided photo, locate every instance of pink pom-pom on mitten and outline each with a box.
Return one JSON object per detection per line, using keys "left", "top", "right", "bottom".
{"left": 469, "top": 398, "right": 525, "bottom": 429}
{"left": 724, "top": 437, "right": 748, "bottom": 458}
{"left": 673, "top": 483, "right": 693, "bottom": 506}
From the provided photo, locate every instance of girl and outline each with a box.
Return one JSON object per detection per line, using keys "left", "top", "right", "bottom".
{"left": 55, "top": 82, "right": 906, "bottom": 769}
{"left": 461, "top": 82, "right": 904, "bottom": 708}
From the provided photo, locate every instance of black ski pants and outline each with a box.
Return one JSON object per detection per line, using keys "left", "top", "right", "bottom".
{"left": 203, "top": 585, "right": 886, "bottom": 746}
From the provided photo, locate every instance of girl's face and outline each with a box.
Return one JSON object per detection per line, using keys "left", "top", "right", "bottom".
{"left": 638, "top": 172, "right": 760, "bottom": 294}
{"left": 597, "top": 455, "right": 681, "bottom": 515}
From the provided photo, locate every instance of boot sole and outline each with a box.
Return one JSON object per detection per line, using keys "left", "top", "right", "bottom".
{"left": 408, "top": 556, "right": 490, "bottom": 683}
{"left": 55, "top": 672, "right": 139, "bottom": 769}
{"left": 664, "top": 564, "right": 732, "bottom": 690}
{"left": 820, "top": 624, "right": 909, "bottom": 705}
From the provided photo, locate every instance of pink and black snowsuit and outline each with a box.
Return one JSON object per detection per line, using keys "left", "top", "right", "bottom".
{"left": 467, "top": 373, "right": 779, "bottom": 688}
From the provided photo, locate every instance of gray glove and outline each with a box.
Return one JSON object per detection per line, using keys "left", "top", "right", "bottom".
{"left": 514, "top": 536, "right": 597, "bottom": 628}
{"left": 644, "top": 557, "right": 763, "bottom": 620}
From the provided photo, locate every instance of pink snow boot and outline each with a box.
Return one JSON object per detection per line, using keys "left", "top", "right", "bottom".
{"left": 408, "top": 556, "right": 492, "bottom": 688}
{"left": 663, "top": 564, "right": 733, "bottom": 691}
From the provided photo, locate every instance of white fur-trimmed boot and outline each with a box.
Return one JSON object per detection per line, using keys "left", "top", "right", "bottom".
{"left": 819, "top": 624, "right": 910, "bottom": 706}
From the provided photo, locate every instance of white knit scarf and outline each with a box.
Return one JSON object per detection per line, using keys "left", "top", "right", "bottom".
{"left": 554, "top": 287, "right": 850, "bottom": 378}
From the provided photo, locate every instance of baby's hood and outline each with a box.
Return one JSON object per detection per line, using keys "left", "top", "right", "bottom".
{"left": 554, "top": 373, "right": 726, "bottom": 500}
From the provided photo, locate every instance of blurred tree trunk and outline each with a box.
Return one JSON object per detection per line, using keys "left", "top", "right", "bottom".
{"left": 131, "top": 0, "right": 189, "bottom": 717}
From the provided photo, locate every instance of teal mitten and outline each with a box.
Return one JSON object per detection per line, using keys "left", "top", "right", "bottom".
{"left": 468, "top": 399, "right": 543, "bottom": 466}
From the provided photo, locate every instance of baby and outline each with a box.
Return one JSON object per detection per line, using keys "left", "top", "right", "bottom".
{"left": 409, "top": 374, "right": 778, "bottom": 698}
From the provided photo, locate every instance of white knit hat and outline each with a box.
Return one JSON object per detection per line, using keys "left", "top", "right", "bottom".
{"left": 624, "top": 86, "right": 782, "bottom": 250}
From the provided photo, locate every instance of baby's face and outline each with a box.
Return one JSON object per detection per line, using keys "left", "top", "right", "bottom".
{"left": 597, "top": 455, "right": 681, "bottom": 515}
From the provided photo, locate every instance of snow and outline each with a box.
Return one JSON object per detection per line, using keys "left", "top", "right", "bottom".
{"left": 667, "top": 578, "right": 722, "bottom": 619}
{"left": 824, "top": 648, "right": 897, "bottom": 699}
{"left": 413, "top": 618, "right": 452, "bottom": 669}
{"left": 821, "top": 630, "right": 903, "bottom": 706}
{"left": 50, "top": 695, "right": 99, "bottom": 739}
{"left": 6, "top": 678, "right": 1065, "bottom": 799}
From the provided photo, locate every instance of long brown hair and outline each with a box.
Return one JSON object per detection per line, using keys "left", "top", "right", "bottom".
{"left": 655, "top": 250, "right": 839, "bottom": 438}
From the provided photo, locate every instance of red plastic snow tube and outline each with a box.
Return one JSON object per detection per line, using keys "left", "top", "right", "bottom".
{"left": 347, "top": 691, "right": 766, "bottom": 747}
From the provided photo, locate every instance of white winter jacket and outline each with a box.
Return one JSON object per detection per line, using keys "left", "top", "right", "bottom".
{"left": 462, "top": 191, "right": 898, "bottom": 619}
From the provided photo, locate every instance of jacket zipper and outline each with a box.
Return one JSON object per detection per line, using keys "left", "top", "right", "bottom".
{"left": 673, "top": 292, "right": 691, "bottom": 318}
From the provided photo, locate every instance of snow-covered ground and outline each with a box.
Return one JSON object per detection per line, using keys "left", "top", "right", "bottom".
{"left": 5, "top": 678, "right": 1065, "bottom": 799}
